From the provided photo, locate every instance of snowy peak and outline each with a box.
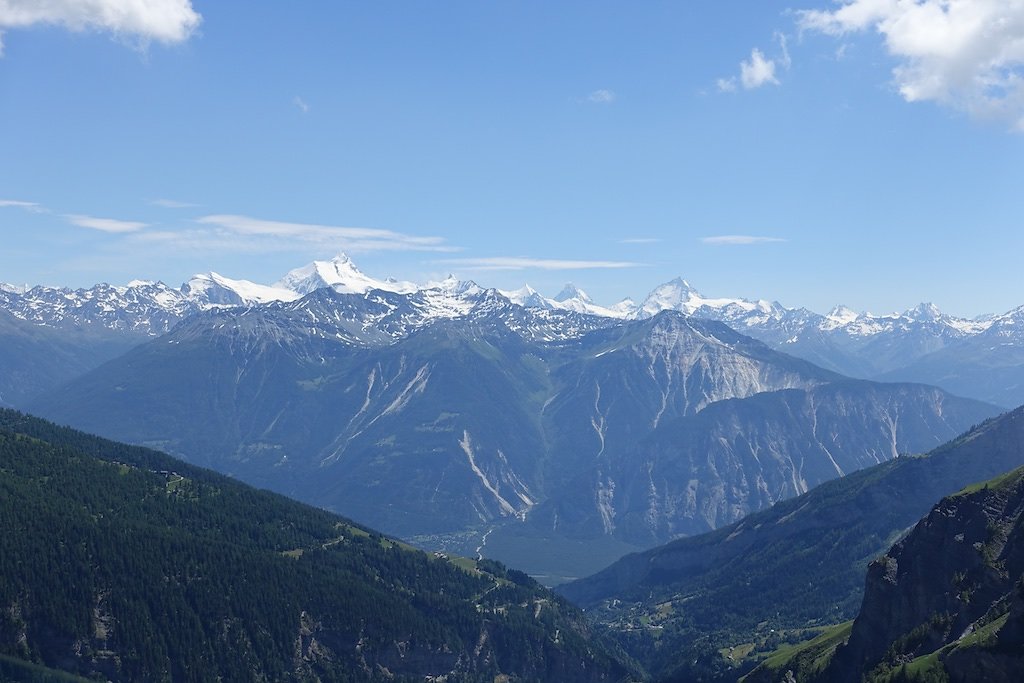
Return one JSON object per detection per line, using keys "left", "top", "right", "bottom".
{"left": 183, "top": 272, "right": 299, "bottom": 306}
{"left": 826, "top": 305, "right": 860, "bottom": 326}
{"left": 981, "top": 305, "right": 1024, "bottom": 338}
{"left": 554, "top": 283, "right": 594, "bottom": 304}
{"left": 497, "top": 282, "right": 632, "bottom": 319}
{"left": 903, "top": 302, "right": 942, "bottom": 321}
{"left": 0, "top": 279, "right": 197, "bottom": 336}
{"left": 816, "top": 302, "right": 990, "bottom": 338}
{"left": 549, "top": 283, "right": 632, "bottom": 318}
{"left": 608, "top": 298, "right": 638, "bottom": 317}
{"left": 637, "top": 278, "right": 700, "bottom": 317}
{"left": 500, "top": 284, "right": 554, "bottom": 310}
{"left": 275, "top": 253, "right": 416, "bottom": 296}
{"left": 0, "top": 283, "right": 28, "bottom": 295}
{"left": 425, "top": 274, "right": 482, "bottom": 298}
{"left": 637, "top": 277, "right": 774, "bottom": 320}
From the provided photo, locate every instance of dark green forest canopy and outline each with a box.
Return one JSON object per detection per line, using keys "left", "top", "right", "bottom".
{"left": 0, "top": 409, "right": 634, "bottom": 683}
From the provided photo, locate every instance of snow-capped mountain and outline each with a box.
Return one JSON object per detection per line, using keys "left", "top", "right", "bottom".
{"left": 0, "top": 251, "right": 996, "bottom": 350}
{"left": 877, "top": 304, "right": 1024, "bottom": 408}
{"left": 621, "top": 278, "right": 1000, "bottom": 389}
{"left": 497, "top": 282, "right": 635, "bottom": 319}
{"left": 634, "top": 277, "right": 785, "bottom": 322}
{"left": 499, "top": 284, "right": 555, "bottom": 310}
{"left": 275, "top": 253, "right": 416, "bottom": 295}
{"left": 1, "top": 251, "right": 1020, "bottom": 405}
{"left": 182, "top": 272, "right": 299, "bottom": 306}
{"left": 547, "top": 283, "right": 635, "bottom": 318}
{"left": 0, "top": 281, "right": 198, "bottom": 336}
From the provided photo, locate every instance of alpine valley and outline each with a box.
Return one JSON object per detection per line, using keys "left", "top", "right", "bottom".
{"left": 560, "top": 405, "right": 1024, "bottom": 681}
{"left": 1, "top": 254, "right": 1006, "bottom": 583}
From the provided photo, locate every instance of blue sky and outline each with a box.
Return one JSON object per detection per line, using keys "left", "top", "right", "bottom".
{"left": 1, "top": 0, "right": 1023, "bottom": 317}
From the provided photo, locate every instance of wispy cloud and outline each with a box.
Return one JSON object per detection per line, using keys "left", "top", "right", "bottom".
{"left": 716, "top": 78, "right": 738, "bottom": 93}
{"left": 128, "top": 229, "right": 299, "bottom": 254}
{"left": 0, "top": 199, "right": 44, "bottom": 212}
{"left": 436, "top": 257, "right": 642, "bottom": 271}
{"left": 799, "top": 0, "right": 1024, "bottom": 130}
{"left": 619, "top": 237, "right": 662, "bottom": 244}
{"left": 66, "top": 214, "right": 147, "bottom": 233}
{"left": 587, "top": 89, "right": 616, "bottom": 104}
{"left": 776, "top": 31, "right": 791, "bottom": 70}
{"left": 151, "top": 198, "right": 198, "bottom": 209}
{"left": 293, "top": 96, "right": 310, "bottom": 113}
{"left": 702, "top": 235, "right": 786, "bottom": 246}
{"left": 0, "top": 0, "right": 201, "bottom": 57}
{"left": 194, "top": 214, "right": 456, "bottom": 253}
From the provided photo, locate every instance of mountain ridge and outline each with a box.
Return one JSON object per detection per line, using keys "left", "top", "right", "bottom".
{"left": 3, "top": 252, "right": 1020, "bottom": 407}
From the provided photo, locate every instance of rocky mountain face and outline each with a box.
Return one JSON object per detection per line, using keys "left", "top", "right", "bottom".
{"left": 823, "top": 465, "right": 1024, "bottom": 682}
{"left": 0, "top": 410, "right": 634, "bottom": 683}
{"left": 529, "top": 380, "right": 984, "bottom": 546}
{"left": 625, "top": 281, "right": 1010, "bottom": 404}
{"left": 560, "top": 407, "right": 1024, "bottom": 682}
{"left": 29, "top": 280, "right": 999, "bottom": 581}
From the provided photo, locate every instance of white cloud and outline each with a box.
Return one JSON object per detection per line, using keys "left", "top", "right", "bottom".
{"left": 776, "top": 31, "right": 792, "bottom": 69}
{"left": 151, "top": 198, "right": 197, "bottom": 208}
{"left": 719, "top": 34, "right": 792, "bottom": 93}
{"left": 196, "top": 214, "right": 456, "bottom": 253}
{"left": 798, "top": 0, "right": 1024, "bottom": 129}
{"left": 0, "top": 198, "right": 43, "bottom": 211}
{"left": 717, "top": 77, "right": 738, "bottom": 93}
{"left": 702, "top": 235, "right": 785, "bottom": 246}
{"left": 741, "top": 48, "right": 780, "bottom": 89}
{"left": 293, "top": 96, "right": 310, "bottom": 113}
{"left": 436, "top": 257, "right": 641, "bottom": 271}
{"left": 0, "top": 0, "right": 201, "bottom": 55}
{"left": 66, "top": 214, "right": 147, "bottom": 233}
{"left": 128, "top": 229, "right": 299, "bottom": 254}
{"left": 587, "top": 89, "right": 616, "bottom": 104}
{"left": 619, "top": 237, "right": 662, "bottom": 244}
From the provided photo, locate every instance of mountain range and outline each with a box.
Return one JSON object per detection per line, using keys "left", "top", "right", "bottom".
{"left": 3, "top": 253, "right": 1022, "bottom": 408}
{"left": 6, "top": 255, "right": 995, "bottom": 583}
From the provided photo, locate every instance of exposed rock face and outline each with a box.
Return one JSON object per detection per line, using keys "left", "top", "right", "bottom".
{"left": 529, "top": 380, "right": 986, "bottom": 547}
{"left": 829, "top": 465, "right": 1024, "bottom": 681}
